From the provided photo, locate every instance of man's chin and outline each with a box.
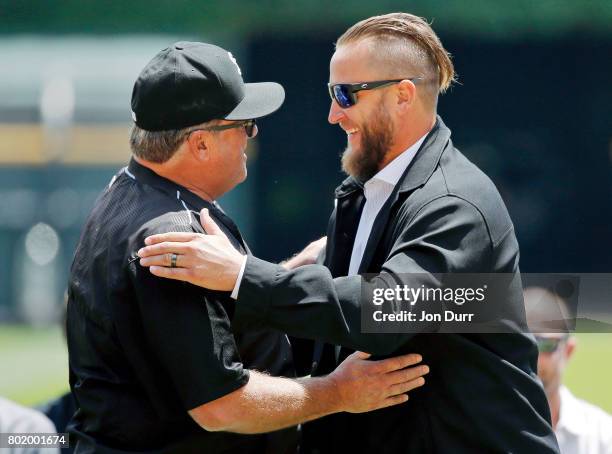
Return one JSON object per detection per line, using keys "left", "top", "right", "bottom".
{"left": 341, "top": 147, "right": 374, "bottom": 181}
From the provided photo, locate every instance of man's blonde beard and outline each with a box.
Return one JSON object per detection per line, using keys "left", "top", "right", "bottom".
{"left": 341, "top": 102, "right": 394, "bottom": 182}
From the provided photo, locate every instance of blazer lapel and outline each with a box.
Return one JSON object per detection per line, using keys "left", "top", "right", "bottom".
{"left": 357, "top": 185, "right": 403, "bottom": 274}
{"left": 313, "top": 178, "right": 364, "bottom": 375}
{"left": 325, "top": 179, "right": 365, "bottom": 277}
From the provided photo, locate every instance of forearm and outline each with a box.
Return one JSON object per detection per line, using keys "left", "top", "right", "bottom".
{"left": 234, "top": 257, "right": 411, "bottom": 355}
{"left": 279, "top": 253, "right": 305, "bottom": 270}
{"left": 201, "top": 371, "right": 340, "bottom": 434}
{"left": 191, "top": 350, "right": 427, "bottom": 434}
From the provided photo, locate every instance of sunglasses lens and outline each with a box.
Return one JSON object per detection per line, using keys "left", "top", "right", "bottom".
{"left": 332, "top": 84, "right": 354, "bottom": 108}
{"left": 535, "top": 337, "right": 561, "bottom": 353}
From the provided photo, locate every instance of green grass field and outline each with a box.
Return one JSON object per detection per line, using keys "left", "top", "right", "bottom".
{"left": 1, "top": 325, "right": 611, "bottom": 413}
{"left": 0, "top": 326, "right": 69, "bottom": 406}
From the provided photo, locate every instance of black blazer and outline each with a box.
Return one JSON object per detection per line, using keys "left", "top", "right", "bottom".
{"left": 234, "top": 117, "right": 559, "bottom": 453}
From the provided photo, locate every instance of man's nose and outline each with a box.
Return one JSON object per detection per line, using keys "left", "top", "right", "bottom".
{"left": 328, "top": 100, "right": 346, "bottom": 124}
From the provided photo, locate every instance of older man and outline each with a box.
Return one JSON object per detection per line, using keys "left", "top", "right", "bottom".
{"left": 66, "top": 41, "right": 428, "bottom": 454}
{"left": 138, "top": 15, "right": 559, "bottom": 453}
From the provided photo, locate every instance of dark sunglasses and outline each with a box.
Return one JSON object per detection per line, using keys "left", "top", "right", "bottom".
{"left": 328, "top": 77, "right": 422, "bottom": 108}
{"left": 534, "top": 335, "right": 569, "bottom": 354}
{"left": 194, "top": 119, "right": 257, "bottom": 138}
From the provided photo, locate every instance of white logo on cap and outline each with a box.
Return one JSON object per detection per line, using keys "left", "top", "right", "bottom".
{"left": 227, "top": 52, "right": 242, "bottom": 76}
{"left": 131, "top": 111, "right": 137, "bottom": 122}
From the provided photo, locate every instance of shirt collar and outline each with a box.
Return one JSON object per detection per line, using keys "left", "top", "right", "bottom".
{"left": 126, "top": 158, "right": 214, "bottom": 213}
{"left": 557, "top": 385, "right": 586, "bottom": 435}
{"left": 369, "top": 133, "right": 428, "bottom": 187}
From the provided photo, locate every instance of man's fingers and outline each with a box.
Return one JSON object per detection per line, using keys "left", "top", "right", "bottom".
{"left": 387, "top": 377, "right": 426, "bottom": 397}
{"left": 200, "top": 208, "right": 229, "bottom": 240}
{"left": 138, "top": 241, "right": 194, "bottom": 259}
{"left": 149, "top": 265, "right": 191, "bottom": 282}
{"left": 377, "top": 394, "right": 409, "bottom": 410}
{"left": 378, "top": 353, "right": 423, "bottom": 373}
{"left": 139, "top": 253, "right": 193, "bottom": 268}
{"left": 386, "top": 365, "right": 429, "bottom": 385}
{"left": 144, "top": 232, "right": 199, "bottom": 246}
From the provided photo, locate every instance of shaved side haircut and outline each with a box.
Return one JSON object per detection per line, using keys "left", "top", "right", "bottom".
{"left": 336, "top": 12, "right": 456, "bottom": 110}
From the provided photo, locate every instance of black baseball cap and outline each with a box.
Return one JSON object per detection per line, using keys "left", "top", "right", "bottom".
{"left": 131, "top": 41, "right": 285, "bottom": 131}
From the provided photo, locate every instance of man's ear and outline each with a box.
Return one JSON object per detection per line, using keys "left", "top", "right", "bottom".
{"left": 185, "top": 130, "right": 209, "bottom": 161}
{"left": 396, "top": 79, "right": 417, "bottom": 110}
{"left": 564, "top": 336, "right": 577, "bottom": 361}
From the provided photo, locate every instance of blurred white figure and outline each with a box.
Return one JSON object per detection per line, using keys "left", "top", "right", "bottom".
{"left": 40, "top": 72, "right": 75, "bottom": 162}
{"left": 18, "top": 222, "right": 61, "bottom": 326}
{"left": 525, "top": 287, "right": 612, "bottom": 454}
{"left": 0, "top": 396, "right": 60, "bottom": 454}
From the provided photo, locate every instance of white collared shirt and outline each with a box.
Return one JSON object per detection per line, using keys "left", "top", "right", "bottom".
{"left": 347, "top": 134, "right": 427, "bottom": 276}
{"left": 556, "top": 386, "right": 612, "bottom": 454}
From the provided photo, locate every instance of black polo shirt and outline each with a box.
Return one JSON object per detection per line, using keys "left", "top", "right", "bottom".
{"left": 66, "top": 158, "right": 295, "bottom": 453}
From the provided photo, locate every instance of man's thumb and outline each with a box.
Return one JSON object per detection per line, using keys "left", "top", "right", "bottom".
{"left": 200, "top": 208, "right": 226, "bottom": 238}
{"left": 353, "top": 351, "right": 371, "bottom": 360}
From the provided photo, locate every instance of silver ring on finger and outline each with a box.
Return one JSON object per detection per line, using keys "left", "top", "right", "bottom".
{"left": 170, "top": 253, "right": 178, "bottom": 268}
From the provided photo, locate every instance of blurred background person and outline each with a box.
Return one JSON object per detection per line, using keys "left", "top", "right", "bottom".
{"left": 36, "top": 294, "right": 75, "bottom": 454}
{"left": 0, "top": 396, "right": 60, "bottom": 454}
{"left": 525, "top": 287, "right": 612, "bottom": 454}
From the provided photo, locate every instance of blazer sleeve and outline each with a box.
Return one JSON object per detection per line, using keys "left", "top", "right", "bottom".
{"left": 233, "top": 195, "right": 492, "bottom": 355}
